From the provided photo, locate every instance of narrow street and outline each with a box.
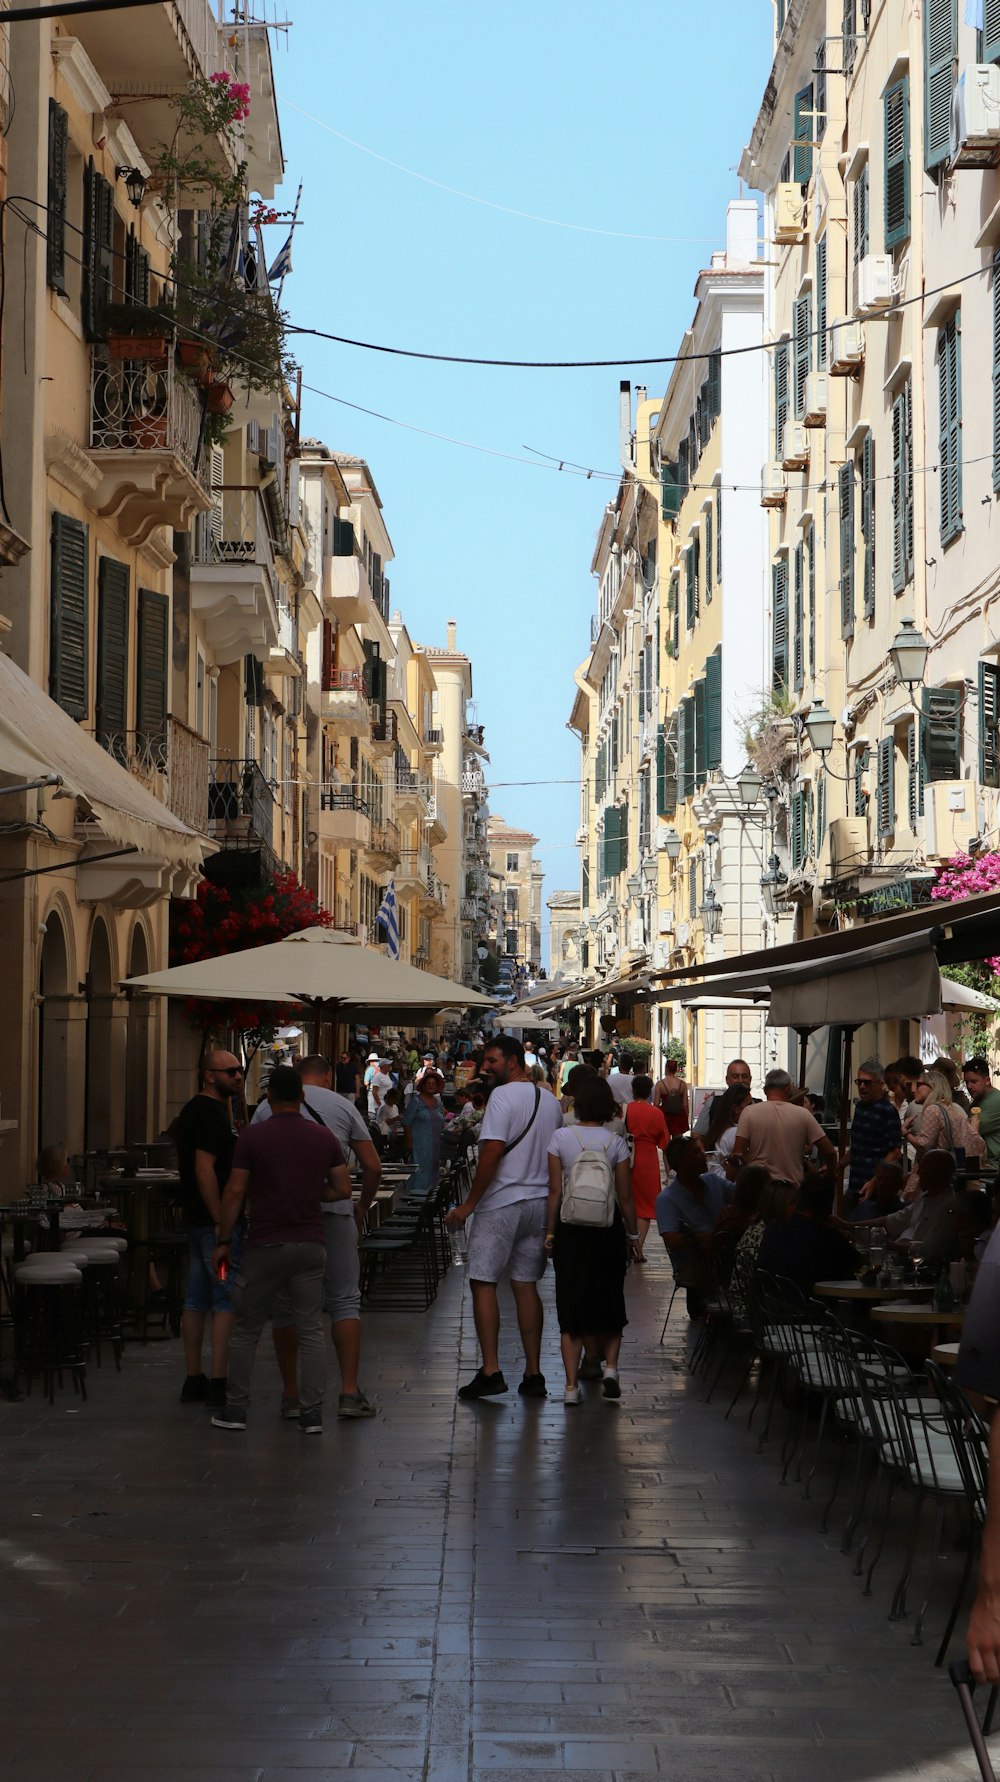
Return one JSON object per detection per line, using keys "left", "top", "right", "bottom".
{"left": 0, "top": 1252, "right": 981, "bottom": 1781}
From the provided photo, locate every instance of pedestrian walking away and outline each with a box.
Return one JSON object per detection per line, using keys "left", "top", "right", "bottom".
{"left": 212, "top": 1065, "right": 351, "bottom": 1433}
{"left": 652, "top": 1056, "right": 689, "bottom": 1136}
{"left": 175, "top": 1048, "right": 246, "bottom": 1409}
{"left": 446, "top": 1035, "right": 563, "bottom": 1401}
{"left": 545, "top": 1073, "right": 642, "bottom": 1403}
{"left": 252, "top": 1054, "right": 381, "bottom": 1421}
{"left": 624, "top": 1075, "right": 669, "bottom": 1259}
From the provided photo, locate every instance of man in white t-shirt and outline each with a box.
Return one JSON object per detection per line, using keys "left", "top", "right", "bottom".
{"left": 607, "top": 1053, "right": 635, "bottom": 1108}
{"left": 367, "top": 1061, "right": 394, "bottom": 1118}
{"left": 254, "top": 1055, "right": 381, "bottom": 1419}
{"left": 446, "top": 1035, "right": 563, "bottom": 1400}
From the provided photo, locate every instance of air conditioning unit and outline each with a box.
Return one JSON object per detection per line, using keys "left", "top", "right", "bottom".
{"left": 803, "top": 372, "right": 828, "bottom": 427}
{"left": 653, "top": 940, "right": 672, "bottom": 969}
{"left": 829, "top": 317, "right": 865, "bottom": 376}
{"left": 760, "top": 461, "right": 787, "bottom": 508}
{"left": 854, "top": 254, "right": 896, "bottom": 319}
{"left": 923, "top": 779, "right": 982, "bottom": 857}
{"left": 574, "top": 825, "right": 587, "bottom": 846}
{"left": 828, "top": 815, "right": 869, "bottom": 876}
{"left": 781, "top": 421, "right": 810, "bottom": 471}
{"left": 657, "top": 907, "right": 674, "bottom": 934}
{"left": 952, "top": 64, "right": 1000, "bottom": 168}
{"left": 775, "top": 182, "right": 807, "bottom": 244}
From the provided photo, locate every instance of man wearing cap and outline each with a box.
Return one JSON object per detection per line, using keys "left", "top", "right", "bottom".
{"left": 367, "top": 1057, "right": 394, "bottom": 1119}
{"left": 730, "top": 1068, "right": 837, "bottom": 1184}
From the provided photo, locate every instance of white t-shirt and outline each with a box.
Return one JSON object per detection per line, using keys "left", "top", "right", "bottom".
{"left": 548, "top": 1125, "right": 629, "bottom": 1172}
{"left": 478, "top": 1080, "right": 564, "bottom": 1209}
{"left": 523, "top": 1050, "right": 539, "bottom": 1070}
{"left": 253, "top": 1086, "right": 372, "bottom": 1215}
{"left": 607, "top": 1070, "right": 634, "bottom": 1108}
{"left": 367, "top": 1070, "right": 394, "bottom": 1116}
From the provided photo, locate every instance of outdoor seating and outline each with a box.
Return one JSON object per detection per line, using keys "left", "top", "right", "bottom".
{"left": 13, "top": 1258, "right": 87, "bottom": 1403}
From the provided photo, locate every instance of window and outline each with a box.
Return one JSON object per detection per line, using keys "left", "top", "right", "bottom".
{"left": 892, "top": 378, "right": 915, "bottom": 590}
{"left": 506, "top": 851, "right": 519, "bottom": 872}
{"left": 685, "top": 536, "right": 699, "bottom": 629}
{"left": 124, "top": 226, "right": 150, "bottom": 309}
{"left": 861, "top": 431, "right": 876, "bottom": 620}
{"left": 705, "top": 506, "right": 713, "bottom": 603}
{"left": 136, "top": 589, "right": 169, "bottom": 754}
{"left": 661, "top": 460, "right": 681, "bottom": 521}
{"left": 772, "top": 558, "right": 789, "bottom": 693}
{"left": 793, "top": 84, "right": 814, "bottom": 184}
{"left": 839, "top": 461, "right": 855, "bottom": 639}
{"left": 816, "top": 773, "right": 827, "bottom": 852}
{"left": 688, "top": 857, "right": 698, "bottom": 921}
{"left": 95, "top": 558, "right": 129, "bottom": 750}
{"left": 694, "top": 678, "right": 707, "bottom": 787}
{"left": 816, "top": 233, "right": 828, "bottom": 370}
{"left": 921, "top": 685, "right": 962, "bottom": 782}
{"left": 705, "top": 649, "right": 722, "bottom": 771}
{"left": 876, "top": 737, "right": 895, "bottom": 839}
{"left": 50, "top": 512, "right": 89, "bottom": 720}
{"left": 82, "top": 161, "right": 115, "bottom": 342}
{"left": 657, "top": 716, "right": 677, "bottom": 817}
{"left": 853, "top": 747, "right": 870, "bottom": 817}
{"left": 793, "top": 291, "right": 812, "bottom": 420}
{"left": 986, "top": 0, "right": 1000, "bottom": 63}
{"left": 853, "top": 163, "right": 869, "bottom": 270}
{"left": 715, "top": 482, "right": 722, "bottom": 580}
{"left": 884, "top": 75, "right": 910, "bottom": 248}
{"left": 938, "top": 311, "right": 963, "bottom": 546}
{"left": 505, "top": 888, "right": 517, "bottom": 914}
{"left": 790, "top": 789, "right": 807, "bottom": 870}
{"left": 925, "top": 0, "right": 958, "bottom": 174}
{"left": 774, "top": 339, "right": 790, "bottom": 456}
{"left": 806, "top": 521, "right": 816, "bottom": 678}
{"left": 980, "top": 660, "right": 1000, "bottom": 788}
{"left": 815, "top": 41, "right": 827, "bottom": 140}
{"left": 843, "top": 0, "right": 857, "bottom": 77}
{"left": 47, "top": 101, "right": 69, "bottom": 295}
{"left": 793, "top": 540, "right": 805, "bottom": 692}
{"left": 908, "top": 720, "right": 924, "bottom": 827}
{"left": 680, "top": 697, "right": 696, "bottom": 801}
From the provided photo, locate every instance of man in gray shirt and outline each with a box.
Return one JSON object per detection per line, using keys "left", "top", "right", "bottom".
{"left": 253, "top": 1054, "right": 381, "bottom": 1419}
{"left": 693, "top": 1059, "right": 755, "bottom": 1135}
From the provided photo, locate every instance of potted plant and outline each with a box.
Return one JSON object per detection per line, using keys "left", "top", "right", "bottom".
{"left": 205, "top": 379, "right": 235, "bottom": 416}
{"left": 177, "top": 334, "right": 218, "bottom": 382}
{"left": 102, "top": 301, "right": 174, "bottom": 363}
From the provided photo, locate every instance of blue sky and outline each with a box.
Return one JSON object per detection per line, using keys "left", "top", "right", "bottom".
{"left": 266, "top": 1, "right": 775, "bottom": 951}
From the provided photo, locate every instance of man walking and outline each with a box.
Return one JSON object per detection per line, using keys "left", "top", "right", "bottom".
{"left": 693, "top": 1059, "right": 755, "bottom": 1135}
{"left": 964, "top": 1055, "right": 1000, "bottom": 1163}
{"left": 446, "top": 1035, "right": 563, "bottom": 1400}
{"left": 175, "top": 1048, "right": 245, "bottom": 1408}
{"left": 607, "top": 1052, "right": 635, "bottom": 1108}
{"left": 253, "top": 1054, "right": 381, "bottom": 1420}
{"left": 212, "top": 1066, "right": 351, "bottom": 1433}
{"left": 730, "top": 1068, "right": 836, "bottom": 1183}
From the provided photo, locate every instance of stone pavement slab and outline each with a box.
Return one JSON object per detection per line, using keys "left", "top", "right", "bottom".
{"left": 0, "top": 1248, "right": 988, "bottom": 1779}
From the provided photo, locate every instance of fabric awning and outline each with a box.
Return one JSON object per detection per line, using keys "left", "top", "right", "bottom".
{"left": 655, "top": 930, "right": 944, "bottom": 1026}
{"left": 0, "top": 648, "right": 206, "bottom": 873}
{"left": 567, "top": 969, "right": 650, "bottom": 1008}
{"left": 940, "top": 976, "right": 1000, "bottom": 1013}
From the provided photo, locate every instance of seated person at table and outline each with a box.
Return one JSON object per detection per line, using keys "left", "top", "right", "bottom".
{"left": 864, "top": 1148, "right": 959, "bottom": 1264}
{"left": 756, "top": 1176, "right": 861, "bottom": 1294}
{"left": 654, "top": 1135, "right": 731, "bottom": 1317}
{"left": 849, "top": 1159, "right": 906, "bottom": 1222}
{"left": 36, "top": 1144, "right": 76, "bottom": 1200}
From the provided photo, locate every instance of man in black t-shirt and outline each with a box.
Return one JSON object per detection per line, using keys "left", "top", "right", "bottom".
{"left": 176, "top": 1049, "right": 245, "bottom": 1408}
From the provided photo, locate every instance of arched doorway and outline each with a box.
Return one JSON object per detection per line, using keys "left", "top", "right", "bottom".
{"left": 85, "top": 919, "right": 114, "bottom": 1151}
{"left": 124, "top": 926, "right": 150, "bottom": 1144}
{"left": 38, "top": 912, "right": 71, "bottom": 1160}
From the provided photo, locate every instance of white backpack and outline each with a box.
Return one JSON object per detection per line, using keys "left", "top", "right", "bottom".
{"left": 561, "top": 1132, "right": 617, "bottom": 1228}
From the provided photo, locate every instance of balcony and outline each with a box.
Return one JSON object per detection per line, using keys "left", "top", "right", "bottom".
{"left": 397, "top": 849, "right": 431, "bottom": 896}
{"left": 422, "top": 873, "right": 447, "bottom": 913}
{"left": 191, "top": 485, "right": 279, "bottom": 667}
{"left": 424, "top": 727, "right": 444, "bottom": 753}
{"left": 395, "top": 770, "right": 431, "bottom": 821}
{"left": 98, "top": 716, "right": 210, "bottom": 835}
{"left": 87, "top": 349, "right": 211, "bottom": 547}
{"left": 460, "top": 896, "right": 487, "bottom": 922}
{"left": 322, "top": 553, "right": 368, "bottom": 625}
{"left": 208, "top": 758, "right": 275, "bottom": 850}
{"left": 317, "top": 788, "right": 371, "bottom": 849}
{"left": 368, "top": 818, "right": 401, "bottom": 868}
{"left": 461, "top": 768, "right": 486, "bottom": 803}
{"left": 321, "top": 670, "right": 373, "bottom": 736}
{"left": 371, "top": 707, "right": 398, "bottom": 757}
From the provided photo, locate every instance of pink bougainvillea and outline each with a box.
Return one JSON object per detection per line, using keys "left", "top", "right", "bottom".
{"left": 931, "top": 850, "right": 1000, "bottom": 973}
{"left": 208, "top": 71, "right": 252, "bottom": 123}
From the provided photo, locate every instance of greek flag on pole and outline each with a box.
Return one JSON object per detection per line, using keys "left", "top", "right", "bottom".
{"left": 375, "top": 880, "right": 400, "bottom": 959}
{"left": 267, "top": 230, "right": 294, "bottom": 283}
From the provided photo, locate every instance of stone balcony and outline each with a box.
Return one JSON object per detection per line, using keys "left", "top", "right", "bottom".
{"left": 317, "top": 787, "right": 371, "bottom": 849}
{"left": 87, "top": 349, "right": 211, "bottom": 548}
{"left": 192, "top": 486, "right": 279, "bottom": 666}
{"left": 368, "top": 818, "right": 401, "bottom": 868}
{"left": 98, "top": 716, "right": 209, "bottom": 835}
{"left": 395, "top": 770, "right": 431, "bottom": 822}
{"left": 321, "top": 671, "right": 373, "bottom": 736}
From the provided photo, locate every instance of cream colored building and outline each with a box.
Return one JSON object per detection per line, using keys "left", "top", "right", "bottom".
{"left": 418, "top": 622, "right": 491, "bottom": 988}
{"left": 488, "top": 817, "right": 542, "bottom": 968}
{"left": 546, "top": 888, "right": 581, "bottom": 982}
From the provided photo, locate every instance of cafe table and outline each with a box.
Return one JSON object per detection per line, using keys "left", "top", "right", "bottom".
{"left": 871, "top": 1302, "right": 966, "bottom": 1349}
{"left": 931, "top": 1341, "right": 961, "bottom": 1368}
{"left": 812, "top": 1279, "right": 933, "bottom": 1302}
{"left": 97, "top": 1171, "right": 181, "bottom": 1334}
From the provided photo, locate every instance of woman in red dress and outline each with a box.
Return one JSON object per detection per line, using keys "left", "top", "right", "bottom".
{"left": 653, "top": 1058, "right": 690, "bottom": 1138}
{"left": 625, "top": 1076, "right": 670, "bottom": 1261}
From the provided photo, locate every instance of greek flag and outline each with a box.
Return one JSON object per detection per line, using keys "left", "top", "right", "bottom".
{"left": 375, "top": 880, "right": 400, "bottom": 959}
{"left": 267, "top": 230, "right": 294, "bottom": 283}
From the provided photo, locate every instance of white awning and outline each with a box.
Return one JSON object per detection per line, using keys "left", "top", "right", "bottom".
{"left": 0, "top": 648, "right": 206, "bottom": 874}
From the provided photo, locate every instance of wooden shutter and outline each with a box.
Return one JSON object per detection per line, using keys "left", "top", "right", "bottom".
{"left": 853, "top": 163, "right": 869, "bottom": 269}
{"left": 660, "top": 460, "right": 680, "bottom": 520}
{"left": 332, "top": 516, "right": 354, "bottom": 557}
{"left": 682, "top": 698, "right": 696, "bottom": 801}
{"left": 892, "top": 382, "right": 915, "bottom": 592}
{"left": 816, "top": 774, "right": 827, "bottom": 850}
{"left": 839, "top": 461, "right": 855, "bottom": 638}
{"left": 986, "top": 0, "right": 1000, "bottom": 62}
{"left": 884, "top": 76, "right": 910, "bottom": 248}
{"left": 816, "top": 233, "right": 828, "bottom": 369}
{"left": 921, "top": 684, "right": 963, "bottom": 782}
{"left": 705, "top": 507, "right": 713, "bottom": 602}
{"left": 790, "top": 790, "right": 806, "bottom": 870}
{"left": 772, "top": 558, "right": 789, "bottom": 692}
{"left": 244, "top": 652, "right": 264, "bottom": 708}
{"left": 708, "top": 351, "right": 721, "bottom": 419}
{"left": 124, "top": 228, "right": 151, "bottom": 309}
{"left": 793, "top": 292, "right": 812, "bottom": 420}
{"left": 602, "top": 806, "right": 620, "bottom": 879}
{"left": 659, "top": 715, "right": 678, "bottom": 816}
{"left": 793, "top": 541, "right": 805, "bottom": 692}
{"left": 774, "top": 340, "right": 789, "bottom": 455}
{"left": 807, "top": 522, "right": 816, "bottom": 678}
{"left": 907, "top": 719, "right": 925, "bottom": 828}
{"left": 861, "top": 431, "right": 876, "bottom": 620}
{"left": 96, "top": 558, "right": 130, "bottom": 749}
{"left": 793, "top": 84, "right": 814, "bottom": 184}
{"left": 47, "top": 101, "right": 69, "bottom": 295}
{"left": 616, "top": 805, "right": 628, "bottom": 875}
{"left": 843, "top": 0, "right": 857, "bottom": 75}
{"left": 938, "top": 312, "right": 963, "bottom": 546}
{"left": 694, "top": 679, "right": 707, "bottom": 787}
{"left": 876, "top": 737, "right": 895, "bottom": 838}
{"left": 685, "top": 545, "right": 696, "bottom": 629}
{"left": 83, "top": 164, "right": 115, "bottom": 342}
{"left": 136, "top": 590, "right": 169, "bottom": 751}
{"left": 705, "top": 650, "right": 722, "bottom": 771}
{"left": 853, "top": 746, "right": 870, "bottom": 817}
{"left": 980, "top": 661, "right": 1000, "bottom": 788}
{"left": 50, "top": 512, "right": 89, "bottom": 720}
{"left": 925, "top": 0, "right": 957, "bottom": 173}
{"left": 715, "top": 483, "right": 722, "bottom": 580}
{"left": 677, "top": 436, "right": 689, "bottom": 497}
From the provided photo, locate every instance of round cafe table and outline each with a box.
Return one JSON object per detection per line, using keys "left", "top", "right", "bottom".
{"left": 812, "top": 1280, "right": 933, "bottom": 1302}
{"left": 871, "top": 1303, "right": 966, "bottom": 1350}
{"left": 931, "top": 1341, "right": 961, "bottom": 1368}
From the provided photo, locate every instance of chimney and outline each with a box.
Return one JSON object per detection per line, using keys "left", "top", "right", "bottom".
{"left": 619, "top": 380, "right": 633, "bottom": 470}
{"left": 446, "top": 619, "right": 457, "bottom": 651}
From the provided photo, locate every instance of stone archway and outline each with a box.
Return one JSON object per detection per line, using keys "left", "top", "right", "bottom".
{"left": 124, "top": 925, "right": 151, "bottom": 1145}
{"left": 38, "top": 911, "right": 71, "bottom": 1160}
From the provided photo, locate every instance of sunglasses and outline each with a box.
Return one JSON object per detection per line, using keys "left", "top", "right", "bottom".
{"left": 214, "top": 1067, "right": 243, "bottom": 1076}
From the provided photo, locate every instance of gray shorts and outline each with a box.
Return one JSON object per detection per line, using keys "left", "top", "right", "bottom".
{"left": 467, "top": 1197, "right": 548, "bottom": 1284}
{"left": 272, "top": 1212, "right": 361, "bottom": 1327}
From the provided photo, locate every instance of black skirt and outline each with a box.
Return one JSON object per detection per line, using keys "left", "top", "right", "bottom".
{"left": 552, "top": 1210, "right": 628, "bottom": 1337}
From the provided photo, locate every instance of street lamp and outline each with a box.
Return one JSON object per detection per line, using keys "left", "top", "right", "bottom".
{"left": 889, "top": 616, "right": 931, "bottom": 695}
{"left": 804, "top": 700, "right": 837, "bottom": 756}
{"left": 760, "top": 852, "right": 788, "bottom": 917}
{"left": 699, "top": 884, "right": 723, "bottom": 939}
{"left": 117, "top": 166, "right": 147, "bottom": 208}
{"left": 642, "top": 856, "right": 658, "bottom": 891}
{"left": 662, "top": 826, "right": 682, "bottom": 861}
{"left": 626, "top": 871, "right": 643, "bottom": 903}
{"left": 736, "top": 761, "right": 763, "bottom": 808}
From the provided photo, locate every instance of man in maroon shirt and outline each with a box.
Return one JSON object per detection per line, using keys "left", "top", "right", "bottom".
{"left": 212, "top": 1066, "right": 351, "bottom": 1434}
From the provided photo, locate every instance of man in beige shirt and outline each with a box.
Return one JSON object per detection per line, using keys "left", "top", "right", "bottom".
{"left": 730, "top": 1069, "right": 838, "bottom": 1183}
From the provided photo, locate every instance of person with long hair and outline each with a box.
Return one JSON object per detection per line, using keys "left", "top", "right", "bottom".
{"left": 903, "top": 1068, "right": 985, "bottom": 1195}
{"left": 653, "top": 1056, "right": 689, "bottom": 1137}
{"left": 705, "top": 1083, "right": 752, "bottom": 1176}
{"left": 624, "top": 1075, "right": 669, "bottom": 1261}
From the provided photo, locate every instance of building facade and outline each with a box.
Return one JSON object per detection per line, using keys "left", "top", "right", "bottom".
{"left": 488, "top": 817, "right": 542, "bottom": 968}
{"left": 546, "top": 888, "right": 581, "bottom": 982}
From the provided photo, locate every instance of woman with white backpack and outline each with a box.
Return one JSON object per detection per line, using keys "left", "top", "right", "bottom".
{"left": 544, "top": 1075, "right": 642, "bottom": 1405}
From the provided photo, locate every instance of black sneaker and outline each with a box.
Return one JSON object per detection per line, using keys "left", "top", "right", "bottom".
{"left": 579, "top": 1358, "right": 603, "bottom": 1382}
{"left": 457, "top": 1368, "right": 508, "bottom": 1401}
{"left": 517, "top": 1373, "right": 547, "bottom": 1398}
{"left": 602, "top": 1371, "right": 622, "bottom": 1400}
{"left": 299, "top": 1408, "right": 323, "bottom": 1434}
{"left": 205, "top": 1378, "right": 227, "bottom": 1410}
{"left": 210, "top": 1404, "right": 246, "bottom": 1431}
{"left": 179, "top": 1373, "right": 208, "bottom": 1403}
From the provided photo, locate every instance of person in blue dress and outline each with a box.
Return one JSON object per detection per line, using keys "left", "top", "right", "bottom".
{"left": 404, "top": 1069, "right": 445, "bottom": 1195}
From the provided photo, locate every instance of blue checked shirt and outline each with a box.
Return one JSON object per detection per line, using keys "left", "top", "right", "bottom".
{"left": 848, "top": 1097, "right": 903, "bottom": 1201}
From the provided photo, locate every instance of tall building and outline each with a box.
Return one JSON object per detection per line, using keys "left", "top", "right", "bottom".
{"left": 417, "top": 622, "right": 492, "bottom": 988}
{"left": 488, "top": 817, "right": 542, "bottom": 967}
{"left": 547, "top": 888, "right": 581, "bottom": 982}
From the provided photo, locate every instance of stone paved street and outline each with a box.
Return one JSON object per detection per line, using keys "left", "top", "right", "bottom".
{"left": 0, "top": 1249, "right": 989, "bottom": 1780}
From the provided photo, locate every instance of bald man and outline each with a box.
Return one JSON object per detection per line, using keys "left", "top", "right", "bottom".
{"left": 176, "top": 1048, "right": 246, "bottom": 1408}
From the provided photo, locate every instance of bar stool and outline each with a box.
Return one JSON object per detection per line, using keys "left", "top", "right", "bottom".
{"left": 62, "top": 1240, "right": 124, "bottom": 1368}
{"left": 14, "top": 1258, "right": 87, "bottom": 1403}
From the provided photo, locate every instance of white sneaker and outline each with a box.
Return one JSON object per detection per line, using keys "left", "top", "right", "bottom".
{"left": 563, "top": 1385, "right": 580, "bottom": 1406}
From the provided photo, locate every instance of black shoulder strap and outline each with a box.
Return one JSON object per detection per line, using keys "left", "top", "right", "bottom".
{"left": 302, "top": 1097, "right": 326, "bottom": 1127}
{"left": 503, "top": 1085, "right": 541, "bottom": 1156}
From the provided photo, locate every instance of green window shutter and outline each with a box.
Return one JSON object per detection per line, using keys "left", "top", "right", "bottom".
{"left": 332, "top": 516, "right": 355, "bottom": 556}
{"left": 853, "top": 746, "right": 870, "bottom": 817}
{"left": 816, "top": 233, "right": 828, "bottom": 369}
{"left": 715, "top": 483, "right": 722, "bottom": 580}
{"left": 921, "top": 684, "right": 963, "bottom": 782}
{"left": 656, "top": 725, "right": 667, "bottom": 815}
{"left": 96, "top": 558, "right": 130, "bottom": 749}
{"left": 705, "top": 507, "right": 713, "bottom": 603}
{"left": 790, "top": 790, "right": 805, "bottom": 870}
{"left": 980, "top": 661, "right": 1000, "bottom": 788}
{"left": 675, "top": 704, "right": 686, "bottom": 806}
{"left": 50, "top": 512, "right": 89, "bottom": 720}
{"left": 772, "top": 558, "right": 789, "bottom": 693}
{"left": 582, "top": 858, "right": 590, "bottom": 910}
{"left": 124, "top": 229, "right": 151, "bottom": 309}
{"left": 661, "top": 715, "right": 678, "bottom": 816}
{"left": 708, "top": 351, "right": 721, "bottom": 419}
{"left": 907, "top": 718, "right": 925, "bottom": 827}
{"left": 853, "top": 163, "right": 869, "bottom": 269}
{"left": 682, "top": 697, "right": 696, "bottom": 801}
{"left": 616, "top": 804, "right": 629, "bottom": 876}
{"left": 685, "top": 544, "right": 695, "bottom": 629}
{"left": 660, "top": 460, "right": 680, "bottom": 521}
{"left": 47, "top": 101, "right": 69, "bottom": 295}
{"left": 817, "top": 774, "right": 827, "bottom": 850}
{"left": 677, "top": 437, "right": 689, "bottom": 498}
{"left": 884, "top": 76, "right": 910, "bottom": 249}
{"left": 774, "top": 340, "right": 790, "bottom": 455}
{"left": 987, "top": 0, "right": 1000, "bottom": 61}
{"left": 925, "top": 0, "right": 957, "bottom": 172}
{"left": 793, "top": 84, "right": 814, "bottom": 184}
{"left": 137, "top": 589, "right": 169, "bottom": 752}
{"left": 83, "top": 165, "right": 115, "bottom": 342}
{"left": 244, "top": 653, "right": 264, "bottom": 707}
{"left": 876, "top": 737, "right": 895, "bottom": 838}
{"left": 938, "top": 312, "right": 963, "bottom": 546}
{"left": 793, "top": 291, "right": 812, "bottom": 420}
{"left": 694, "top": 678, "right": 707, "bottom": 786}
{"left": 861, "top": 431, "right": 876, "bottom": 620}
{"left": 843, "top": 0, "right": 857, "bottom": 75}
{"left": 839, "top": 461, "right": 855, "bottom": 639}
{"left": 892, "top": 381, "right": 915, "bottom": 592}
{"left": 807, "top": 522, "right": 816, "bottom": 678}
{"left": 793, "top": 541, "right": 805, "bottom": 692}
{"left": 705, "top": 649, "right": 722, "bottom": 770}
